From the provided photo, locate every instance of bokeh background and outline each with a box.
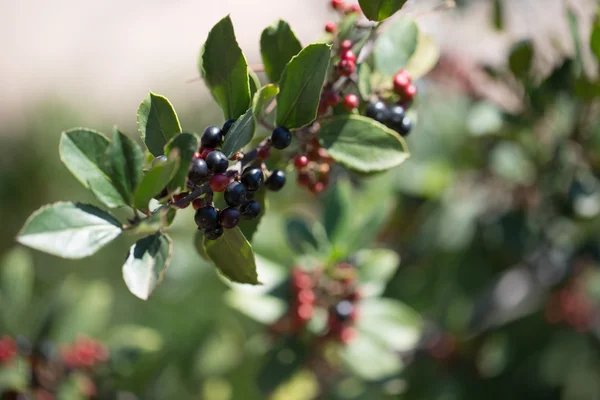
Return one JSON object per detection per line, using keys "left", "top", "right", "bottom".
{"left": 1, "top": 0, "right": 600, "bottom": 398}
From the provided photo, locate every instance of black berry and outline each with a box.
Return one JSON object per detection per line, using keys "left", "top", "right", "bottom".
{"left": 365, "top": 100, "right": 389, "bottom": 123}
{"left": 271, "top": 127, "right": 292, "bottom": 150}
{"left": 194, "top": 206, "right": 219, "bottom": 229}
{"left": 398, "top": 117, "right": 412, "bottom": 137}
{"left": 265, "top": 170, "right": 286, "bottom": 191}
{"left": 188, "top": 158, "right": 210, "bottom": 184}
{"left": 219, "top": 207, "right": 241, "bottom": 229}
{"left": 224, "top": 181, "right": 247, "bottom": 207}
{"left": 204, "top": 225, "right": 224, "bottom": 240}
{"left": 240, "top": 200, "right": 261, "bottom": 220}
{"left": 222, "top": 119, "right": 235, "bottom": 136}
{"left": 241, "top": 166, "right": 264, "bottom": 191}
{"left": 386, "top": 105, "right": 406, "bottom": 130}
{"left": 154, "top": 187, "right": 169, "bottom": 200}
{"left": 333, "top": 300, "right": 354, "bottom": 321}
{"left": 201, "top": 126, "right": 223, "bottom": 148}
{"left": 206, "top": 150, "right": 229, "bottom": 173}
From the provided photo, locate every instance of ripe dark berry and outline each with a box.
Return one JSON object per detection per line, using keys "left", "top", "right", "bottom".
{"left": 294, "top": 155, "right": 309, "bottom": 169}
{"left": 340, "top": 39, "right": 353, "bottom": 52}
{"left": 397, "top": 117, "right": 412, "bottom": 137}
{"left": 194, "top": 206, "right": 219, "bottom": 229}
{"left": 386, "top": 104, "right": 406, "bottom": 131}
{"left": 333, "top": 300, "right": 354, "bottom": 321}
{"left": 365, "top": 100, "right": 389, "bottom": 123}
{"left": 206, "top": 150, "right": 229, "bottom": 173}
{"left": 219, "top": 207, "right": 241, "bottom": 229}
{"left": 173, "top": 193, "right": 190, "bottom": 208}
{"left": 271, "top": 127, "right": 292, "bottom": 150}
{"left": 325, "top": 22, "right": 336, "bottom": 33}
{"left": 265, "top": 169, "right": 286, "bottom": 191}
{"left": 192, "top": 197, "right": 207, "bottom": 210}
{"left": 224, "top": 181, "right": 247, "bottom": 207}
{"left": 155, "top": 187, "right": 169, "bottom": 200}
{"left": 331, "top": 0, "right": 344, "bottom": 9}
{"left": 204, "top": 225, "right": 224, "bottom": 240}
{"left": 240, "top": 200, "right": 261, "bottom": 220}
{"left": 209, "top": 173, "right": 230, "bottom": 192}
{"left": 222, "top": 119, "right": 235, "bottom": 136}
{"left": 201, "top": 126, "right": 223, "bottom": 148}
{"left": 343, "top": 94, "right": 359, "bottom": 111}
{"left": 152, "top": 155, "right": 167, "bottom": 167}
{"left": 188, "top": 158, "right": 210, "bottom": 184}
{"left": 340, "top": 50, "right": 356, "bottom": 63}
{"left": 338, "top": 59, "right": 356, "bottom": 76}
{"left": 241, "top": 166, "right": 264, "bottom": 191}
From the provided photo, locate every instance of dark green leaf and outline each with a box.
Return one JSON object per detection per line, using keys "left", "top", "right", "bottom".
{"left": 591, "top": 21, "right": 600, "bottom": 61}
{"left": 194, "top": 230, "right": 210, "bottom": 261}
{"left": 509, "top": 40, "right": 534, "bottom": 80}
{"left": 249, "top": 68, "right": 261, "bottom": 97}
{"left": 373, "top": 18, "right": 418, "bottom": 76}
{"left": 404, "top": 32, "right": 440, "bottom": 79}
{"left": 276, "top": 44, "right": 331, "bottom": 129}
{"left": 252, "top": 84, "right": 279, "bottom": 122}
{"left": 164, "top": 133, "right": 199, "bottom": 192}
{"left": 201, "top": 15, "right": 251, "bottom": 120}
{"left": 353, "top": 249, "right": 400, "bottom": 297}
{"left": 359, "top": 0, "right": 407, "bottom": 21}
{"left": 128, "top": 206, "right": 176, "bottom": 235}
{"left": 17, "top": 202, "right": 122, "bottom": 259}
{"left": 285, "top": 218, "right": 320, "bottom": 254}
{"left": 257, "top": 337, "right": 308, "bottom": 395}
{"left": 319, "top": 115, "right": 409, "bottom": 173}
{"left": 239, "top": 187, "right": 267, "bottom": 243}
{"left": 137, "top": 92, "right": 182, "bottom": 156}
{"left": 59, "top": 128, "right": 125, "bottom": 208}
{"left": 260, "top": 20, "right": 303, "bottom": 83}
{"left": 133, "top": 152, "right": 180, "bottom": 211}
{"left": 222, "top": 108, "right": 255, "bottom": 157}
{"left": 357, "top": 63, "right": 372, "bottom": 98}
{"left": 204, "top": 227, "right": 260, "bottom": 284}
{"left": 105, "top": 128, "right": 144, "bottom": 205}
{"left": 122, "top": 233, "right": 172, "bottom": 300}
{"left": 324, "top": 179, "right": 351, "bottom": 246}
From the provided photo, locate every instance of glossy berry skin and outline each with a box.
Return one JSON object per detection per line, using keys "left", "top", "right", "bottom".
{"left": 188, "top": 158, "right": 210, "bottom": 184}
{"left": 265, "top": 170, "right": 286, "bottom": 191}
{"left": 224, "top": 181, "right": 247, "bottom": 207}
{"left": 404, "top": 84, "right": 418, "bottom": 101}
{"left": 241, "top": 166, "right": 264, "bottom": 191}
{"left": 209, "top": 173, "right": 230, "bottom": 192}
{"left": 325, "top": 22, "right": 336, "bottom": 33}
{"left": 338, "top": 59, "right": 356, "bottom": 76}
{"left": 200, "top": 147, "right": 214, "bottom": 159}
{"left": 365, "top": 100, "right": 389, "bottom": 123}
{"left": 173, "top": 193, "right": 190, "bottom": 208}
{"left": 333, "top": 300, "right": 354, "bottom": 321}
{"left": 393, "top": 71, "right": 411, "bottom": 93}
{"left": 294, "top": 155, "right": 309, "bottom": 169}
{"left": 324, "top": 91, "right": 341, "bottom": 106}
{"left": 192, "top": 198, "right": 207, "bottom": 210}
{"left": 343, "top": 94, "right": 359, "bottom": 110}
{"left": 340, "top": 50, "right": 356, "bottom": 63}
{"left": 204, "top": 225, "right": 224, "bottom": 240}
{"left": 240, "top": 200, "right": 261, "bottom": 220}
{"left": 340, "top": 39, "right": 353, "bottom": 51}
{"left": 219, "top": 207, "right": 241, "bottom": 229}
{"left": 194, "top": 206, "right": 219, "bottom": 229}
{"left": 222, "top": 119, "right": 235, "bottom": 136}
{"left": 201, "top": 126, "right": 223, "bottom": 148}
{"left": 206, "top": 150, "right": 229, "bottom": 173}
{"left": 397, "top": 117, "right": 412, "bottom": 137}
{"left": 386, "top": 104, "right": 406, "bottom": 130}
{"left": 271, "top": 127, "right": 292, "bottom": 150}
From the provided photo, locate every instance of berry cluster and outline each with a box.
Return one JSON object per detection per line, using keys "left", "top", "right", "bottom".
{"left": 293, "top": 138, "right": 334, "bottom": 194}
{"left": 155, "top": 122, "right": 291, "bottom": 240}
{"left": 271, "top": 263, "right": 361, "bottom": 345}
{"left": 0, "top": 335, "right": 17, "bottom": 364}
{"left": 329, "top": 0, "right": 361, "bottom": 15}
{"left": 60, "top": 336, "right": 109, "bottom": 369}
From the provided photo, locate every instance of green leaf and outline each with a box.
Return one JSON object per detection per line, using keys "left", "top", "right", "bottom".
{"left": 59, "top": 128, "right": 125, "bottom": 208}
{"left": 204, "top": 227, "right": 260, "bottom": 284}
{"left": 249, "top": 68, "right": 261, "bottom": 97}
{"left": 1, "top": 247, "right": 34, "bottom": 329}
{"left": 340, "top": 333, "right": 403, "bottom": 381}
{"left": 225, "top": 292, "right": 287, "bottom": 325}
{"left": 258, "top": 337, "right": 308, "bottom": 395}
{"left": 324, "top": 179, "right": 352, "bottom": 246}
{"left": 353, "top": 249, "right": 399, "bottom": 297}
{"left": 17, "top": 202, "right": 122, "bottom": 259}
{"left": 129, "top": 206, "right": 176, "bottom": 235}
{"left": 239, "top": 187, "right": 267, "bottom": 243}
{"left": 133, "top": 152, "right": 180, "bottom": 211}
{"left": 194, "top": 230, "right": 210, "bottom": 261}
{"left": 222, "top": 108, "right": 255, "bottom": 157}
{"left": 252, "top": 84, "right": 279, "bottom": 122}
{"left": 319, "top": 115, "right": 409, "bottom": 173}
{"left": 285, "top": 218, "right": 320, "bottom": 254}
{"left": 260, "top": 20, "right": 303, "bottom": 83}
{"left": 276, "top": 44, "right": 331, "bottom": 129}
{"left": 404, "top": 32, "right": 440, "bottom": 80}
{"left": 357, "top": 63, "right": 372, "bottom": 98}
{"left": 373, "top": 18, "right": 418, "bottom": 76}
{"left": 164, "top": 133, "right": 199, "bottom": 192}
{"left": 509, "top": 40, "right": 534, "bottom": 80}
{"left": 337, "top": 13, "right": 361, "bottom": 44}
{"left": 359, "top": 0, "right": 407, "bottom": 21}
{"left": 492, "top": 0, "right": 504, "bottom": 30}
{"left": 591, "top": 21, "right": 600, "bottom": 61}
{"left": 346, "top": 199, "right": 394, "bottom": 253}
{"left": 201, "top": 15, "right": 251, "bottom": 120}
{"left": 105, "top": 128, "right": 144, "bottom": 205}
{"left": 122, "top": 233, "right": 172, "bottom": 300}
{"left": 137, "top": 92, "right": 182, "bottom": 157}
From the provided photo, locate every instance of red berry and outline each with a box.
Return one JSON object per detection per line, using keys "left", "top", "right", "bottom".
{"left": 200, "top": 147, "right": 214, "bottom": 159}
{"left": 348, "top": 289, "right": 362, "bottom": 302}
{"left": 338, "top": 59, "right": 356, "bottom": 76}
{"left": 331, "top": 0, "right": 345, "bottom": 9}
{"left": 297, "top": 289, "right": 316, "bottom": 305}
{"left": 294, "top": 155, "right": 309, "bottom": 169}
{"left": 324, "top": 91, "right": 340, "bottom": 106}
{"left": 393, "top": 71, "right": 411, "bottom": 93}
{"left": 173, "top": 193, "right": 190, "bottom": 208}
{"left": 325, "top": 22, "right": 337, "bottom": 33}
{"left": 310, "top": 182, "right": 326, "bottom": 194}
{"left": 339, "top": 326, "right": 356, "bottom": 344}
{"left": 298, "top": 172, "right": 312, "bottom": 187}
{"left": 192, "top": 198, "right": 207, "bottom": 210}
{"left": 340, "top": 50, "right": 356, "bottom": 63}
{"left": 343, "top": 94, "right": 359, "bottom": 110}
{"left": 296, "top": 303, "right": 314, "bottom": 321}
{"left": 340, "top": 40, "right": 353, "bottom": 52}
{"left": 404, "top": 84, "right": 418, "bottom": 101}
{"left": 291, "top": 269, "right": 312, "bottom": 290}
{"left": 193, "top": 151, "right": 201, "bottom": 159}
{"left": 346, "top": 4, "right": 361, "bottom": 13}
{"left": 209, "top": 173, "right": 230, "bottom": 192}
{"left": 257, "top": 146, "right": 271, "bottom": 160}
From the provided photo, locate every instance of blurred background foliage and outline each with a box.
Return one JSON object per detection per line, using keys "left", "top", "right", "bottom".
{"left": 2, "top": 0, "right": 600, "bottom": 398}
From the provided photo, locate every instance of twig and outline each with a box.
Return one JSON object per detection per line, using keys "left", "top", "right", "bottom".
{"left": 172, "top": 183, "right": 211, "bottom": 207}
